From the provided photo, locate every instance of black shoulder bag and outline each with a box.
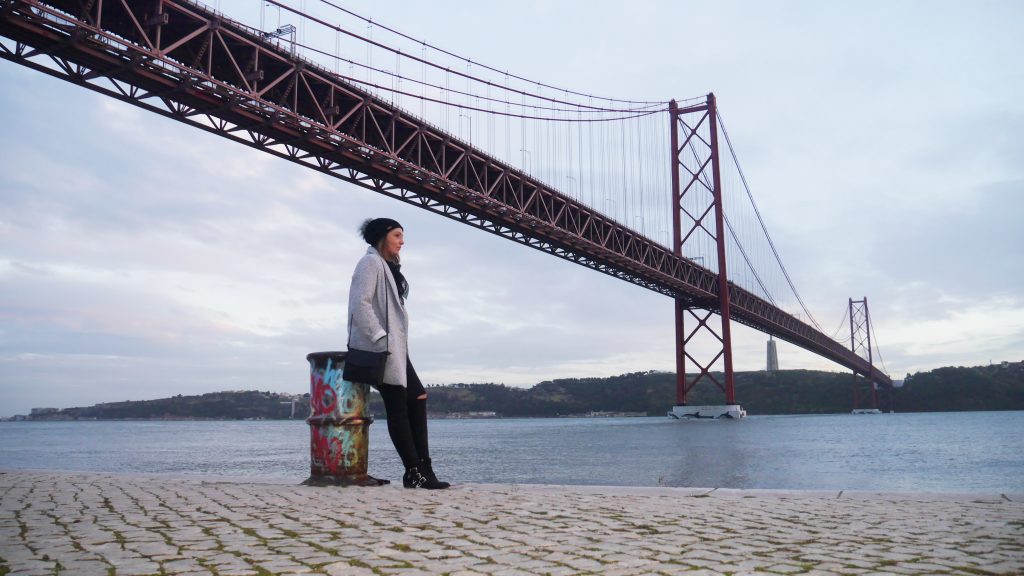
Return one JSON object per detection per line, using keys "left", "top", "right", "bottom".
{"left": 343, "top": 258, "right": 391, "bottom": 386}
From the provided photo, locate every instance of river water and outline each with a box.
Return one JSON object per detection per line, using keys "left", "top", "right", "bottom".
{"left": 1, "top": 411, "right": 1021, "bottom": 493}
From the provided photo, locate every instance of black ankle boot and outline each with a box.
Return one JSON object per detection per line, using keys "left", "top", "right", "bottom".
{"left": 420, "top": 458, "right": 450, "bottom": 489}
{"left": 403, "top": 466, "right": 448, "bottom": 489}
{"left": 403, "top": 467, "right": 427, "bottom": 488}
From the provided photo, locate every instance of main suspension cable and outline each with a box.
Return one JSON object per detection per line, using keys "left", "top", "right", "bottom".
{"left": 264, "top": 0, "right": 665, "bottom": 113}
{"left": 724, "top": 214, "right": 777, "bottom": 307}
{"left": 320, "top": 70, "right": 666, "bottom": 121}
{"left": 718, "top": 111, "right": 823, "bottom": 332}
{"left": 273, "top": 35, "right": 670, "bottom": 119}
{"left": 830, "top": 305, "right": 851, "bottom": 342}
{"left": 868, "top": 315, "right": 890, "bottom": 377}
{"left": 309, "top": 0, "right": 664, "bottom": 107}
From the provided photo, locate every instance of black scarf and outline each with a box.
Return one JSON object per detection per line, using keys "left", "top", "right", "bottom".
{"left": 386, "top": 260, "right": 409, "bottom": 302}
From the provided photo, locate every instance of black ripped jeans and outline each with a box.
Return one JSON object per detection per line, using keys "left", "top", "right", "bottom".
{"left": 374, "top": 360, "right": 430, "bottom": 470}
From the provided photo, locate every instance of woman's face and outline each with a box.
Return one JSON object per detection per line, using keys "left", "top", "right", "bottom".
{"left": 381, "top": 227, "right": 404, "bottom": 259}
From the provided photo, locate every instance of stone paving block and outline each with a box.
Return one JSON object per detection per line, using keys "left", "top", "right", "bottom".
{"left": 7, "top": 569, "right": 58, "bottom": 576}
{"left": 603, "top": 553, "right": 661, "bottom": 567}
{"left": 222, "top": 544, "right": 270, "bottom": 558}
{"left": 4, "top": 558, "right": 58, "bottom": 576}
{"left": 376, "top": 568, "right": 434, "bottom": 576}
{"left": 765, "top": 563, "right": 807, "bottom": 574}
{"left": 51, "top": 559, "right": 111, "bottom": 575}
{"left": 376, "top": 548, "right": 429, "bottom": 563}
{"left": 0, "top": 544, "right": 38, "bottom": 562}
{"left": 455, "top": 564, "right": 510, "bottom": 575}
{"left": 489, "top": 568, "right": 539, "bottom": 576}
{"left": 34, "top": 545, "right": 91, "bottom": 560}
{"left": 321, "top": 561, "right": 379, "bottom": 576}
{"left": 684, "top": 559, "right": 746, "bottom": 572}
{"left": 181, "top": 540, "right": 222, "bottom": 552}
{"left": 293, "top": 552, "right": 340, "bottom": 566}
{"left": 599, "top": 567, "right": 661, "bottom": 576}
{"left": 680, "top": 548, "right": 736, "bottom": 563}
{"left": 359, "top": 556, "right": 413, "bottom": 569}
{"left": 162, "top": 557, "right": 208, "bottom": 573}
{"left": 105, "top": 558, "right": 163, "bottom": 575}
{"left": 319, "top": 543, "right": 368, "bottom": 558}
{"left": 559, "top": 555, "right": 607, "bottom": 571}
{"left": 876, "top": 567, "right": 934, "bottom": 575}
{"left": 833, "top": 556, "right": 887, "bottom": 569}
{"left": 416, "top": 560, "right": 487, "bottom": 574}
{"left": 423, "top": 547, "right": 464, "bottom": 560}
{"left": 254, "top": 559, "right": 319, "bottom": 573}
{"left": 487, "top": 552, "right": 535, "bottom": 565}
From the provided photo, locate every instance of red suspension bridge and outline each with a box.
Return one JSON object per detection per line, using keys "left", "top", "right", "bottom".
{"left": 0, "top": 0, "right": 892, "bottom": 414}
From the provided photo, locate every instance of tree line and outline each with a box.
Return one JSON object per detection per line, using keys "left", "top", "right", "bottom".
{"left": 22, "top": 362, "right": 1024, "bottom": 420}
{"left": 419, "top": 363, "right": 1024, "bottom": 416}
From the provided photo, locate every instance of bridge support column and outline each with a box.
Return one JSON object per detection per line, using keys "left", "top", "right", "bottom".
{"left": 668, "top": 95, "right": 744, "bottom": 419}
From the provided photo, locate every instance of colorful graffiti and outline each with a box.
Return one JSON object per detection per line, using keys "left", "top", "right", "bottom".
{"left": 310, "top": 425, "right": 368, "bottom": 475}
{"left": 306, "top": 353, "right": 372, "bottom": 481}
{"left": 310, "top": 358, "right": 338, "bottom": 415}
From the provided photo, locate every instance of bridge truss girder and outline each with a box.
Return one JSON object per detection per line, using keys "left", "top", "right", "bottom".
{"left": 0, "top": 0, "right": 891, "bottom": 389}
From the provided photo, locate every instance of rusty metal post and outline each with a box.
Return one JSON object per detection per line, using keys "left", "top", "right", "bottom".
{"left": 302, "top": 351, "right": 388, "bottom": 486}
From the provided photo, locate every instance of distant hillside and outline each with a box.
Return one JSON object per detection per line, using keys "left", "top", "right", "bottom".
{"left": 422, "top": 363, "right": 1024, "bottom": 416}
{"left": 898, "top": 364, "right": 1024, "bottom": 412}
{"left": 422, "top": 369, "right": 861, "bottom": 416}
{"left": 415, "top": 368, "right": 856, "bottom": 414}
{"left": 18, "top": 363, "right": 1024, "bottom": 420}
{"left": 35, "top": 390, "right": 308, "bottom": 420}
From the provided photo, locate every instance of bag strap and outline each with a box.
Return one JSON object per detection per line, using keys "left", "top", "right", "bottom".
{"left": 348, "top": 255, "right": 390, "bottom": 352}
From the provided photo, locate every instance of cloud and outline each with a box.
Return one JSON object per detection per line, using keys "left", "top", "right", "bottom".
{"left": 882, "top": 296, "right": 1024, "bottom": 373}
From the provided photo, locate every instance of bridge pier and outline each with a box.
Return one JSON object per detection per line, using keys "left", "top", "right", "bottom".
{"left": 668, "top": 405, "right": 747, "bottom": 419}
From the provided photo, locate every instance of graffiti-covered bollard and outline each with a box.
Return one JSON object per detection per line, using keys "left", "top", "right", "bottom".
{"left": 302, "top": 352, "right": 388, "bottom": 486}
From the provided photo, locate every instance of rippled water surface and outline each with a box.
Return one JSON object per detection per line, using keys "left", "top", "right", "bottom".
{"left": 2, "top": 411, "right": 1021, "bottom": 492}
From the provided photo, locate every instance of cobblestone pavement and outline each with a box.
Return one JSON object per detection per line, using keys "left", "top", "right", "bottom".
{"left": 1, "top": 471, "right": 1021, "bottom": 575}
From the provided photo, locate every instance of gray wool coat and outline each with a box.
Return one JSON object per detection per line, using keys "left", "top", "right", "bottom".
{"left": 347, "top": 247, "right": 410, "bottom": 387}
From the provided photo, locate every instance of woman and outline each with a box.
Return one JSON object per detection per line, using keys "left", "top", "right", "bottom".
{"left": 347, "top": 217, "right": 449, "bottom": 489}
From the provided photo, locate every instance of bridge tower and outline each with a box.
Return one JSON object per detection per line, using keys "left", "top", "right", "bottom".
{"left": 849, "top": 297, "right": 891, "bottom": 412}
{"left": 667, "top": 94, "right": 745, "bottom": 419}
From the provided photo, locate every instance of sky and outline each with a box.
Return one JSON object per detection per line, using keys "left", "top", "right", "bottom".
{"left": 1, "top": 1, "right": 1022, "bottom": 416}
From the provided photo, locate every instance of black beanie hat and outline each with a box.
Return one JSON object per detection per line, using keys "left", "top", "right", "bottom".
{"left": 360, "top": 218, "right": 403, "bottom": 246}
